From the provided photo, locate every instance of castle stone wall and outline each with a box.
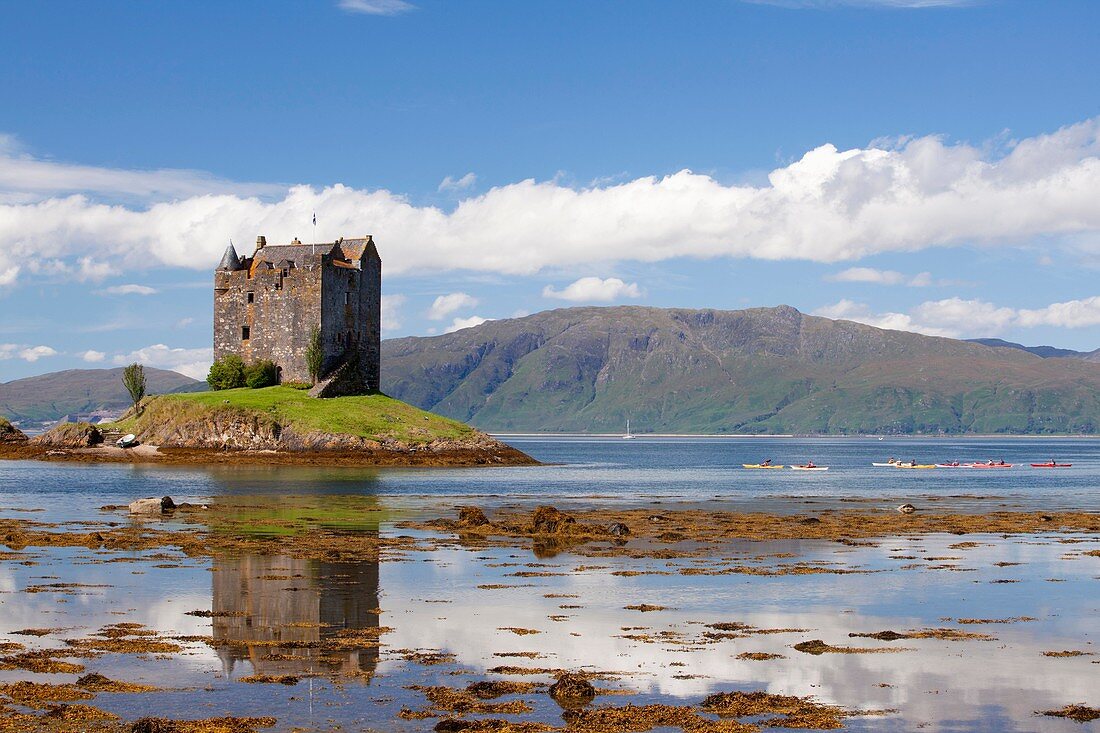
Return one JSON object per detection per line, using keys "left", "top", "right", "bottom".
{"left": 214, "top": 237, "right": 381, "bottom": 392}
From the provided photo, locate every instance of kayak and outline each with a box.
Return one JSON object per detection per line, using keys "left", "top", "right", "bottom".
{"left": 895, "top": 464, "right": 936, "bottom": 469}
{"left": 971, "top": 463, "right": 1013, "bottom": 469}
{"left": 743, "top": 464, "right": 784, "bottom": 469}
{"left": 1030, "top": 463, "right": 1072, "bottom": 468}
{"left": 935, "top": 463, "right": 972, "bottom": 468}
{"left": 871, "top": 462, "right": 898, "bottom": 467}
{"left": 791, "top": 465, "right": 828, "bottom": 471}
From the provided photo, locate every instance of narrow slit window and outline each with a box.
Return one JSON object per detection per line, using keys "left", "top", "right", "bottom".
{"left": 344, "top": 292, "right": 350, "bottom": 305}
{"left": 242, "top": 326, "right": 250, "bottom": 341}
{"left": 246, "top": 292, "right": 254, "bottom": 304}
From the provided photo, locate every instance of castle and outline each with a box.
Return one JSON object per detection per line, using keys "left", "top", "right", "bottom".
{"left": 214, "top": 235, "right": 381, "bottom": 396}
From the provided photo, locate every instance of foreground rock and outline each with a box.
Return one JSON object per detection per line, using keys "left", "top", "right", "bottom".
{"left": 128, "top": 496, "right": 177, "bottom": 515}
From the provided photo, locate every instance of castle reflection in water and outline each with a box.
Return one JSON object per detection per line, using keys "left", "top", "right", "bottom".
{"left": 211, "top": 549, "right": 380, "bottom": 680}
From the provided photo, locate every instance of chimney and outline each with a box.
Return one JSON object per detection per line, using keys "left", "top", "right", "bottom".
{"left": 255, "top": 235, "right": 266, "bottom": 250}
{"left": 365, "top": 235, "right": 373, "bottom": 243}
{"left": 292, "top": 237, "right": 302, "bottom": 245}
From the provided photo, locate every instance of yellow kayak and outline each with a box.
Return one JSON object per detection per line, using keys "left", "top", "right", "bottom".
{"left": 895, "top": 463, "right": 936, "bottom": 469}
{"left": 743, "top": 464, "right": 784, "bottom": 469}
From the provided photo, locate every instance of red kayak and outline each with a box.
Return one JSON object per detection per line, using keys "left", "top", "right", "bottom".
{"left": 1030, "top": 463, "right": 1072, "bottom": 468}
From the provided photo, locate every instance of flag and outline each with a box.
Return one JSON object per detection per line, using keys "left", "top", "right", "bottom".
{"left": 312, "top": 212, "right": 316, "bottom": 226}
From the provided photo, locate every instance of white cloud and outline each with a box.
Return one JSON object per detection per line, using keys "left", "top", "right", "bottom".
{"left": 0, "top": 266, "right": 17, "bottom": 286}
{"left": 80, "top": 350, "right": 106, "bottom": 363}
{"left": 0, "top": 344, "right": 58, "bottom": 362}
{"left": 828, "top": 267, "right": 937, "bottom": 287}
{"left": 0, "top": 136, "right": 280, "bottom": 203}
{"left": 112, "top": 344, "right": 213, "bottom": 380}
{"left": 438, "top": 173, "right": 477, "bottom": 192}
{"left": 338, "top": 0, "right": 416, "bottom": 15}
{"left": 3, "top": 118, "right": 1100, "bottom": 288}
{"left": 381, "top": 294, "right": 407, "bottom": 332}
{"left": 97, "top": 283, "right": 158, "bottom": 296}
{"left": 445, "top": 315, "right": 491, "bottom": 334}
{"left": 816, "top": 295, "right": 1100, "bottom": 338}
{"left": 543, "top": 277, "right": 643, "bottom": 302}
{"left": 428, "top": 292, "right": 479, "bottom": 320}
{"left": 175, "top": 317, "right": 195, "bottom": 329}
{"left": 1017, "top": 296, "right": 1100, "bottom": 328}
{"left": 828, "top": 267, "right": 905, "bottom": 285}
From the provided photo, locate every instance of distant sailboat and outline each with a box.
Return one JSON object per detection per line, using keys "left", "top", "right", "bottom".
{"left": 623, "top": 419, "right": 636, "bottom": 440}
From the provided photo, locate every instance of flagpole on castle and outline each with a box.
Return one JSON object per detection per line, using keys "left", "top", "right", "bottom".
{"left": 312, "top": 211, "right": 316, "bottom": 255}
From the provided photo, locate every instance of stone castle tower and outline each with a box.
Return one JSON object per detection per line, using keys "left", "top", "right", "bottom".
{"left": 214, "top": 235, "right": 381, "bottom": 396}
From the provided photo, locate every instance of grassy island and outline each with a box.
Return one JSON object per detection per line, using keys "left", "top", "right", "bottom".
{"left": 8, "top": 387, "right": 534, "bottom": 467}
{"left": 111, "top": 386, "right": 476, "bottom": 445}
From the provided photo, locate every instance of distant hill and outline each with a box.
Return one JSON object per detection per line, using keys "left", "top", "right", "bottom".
{"left": 0, "top": 368, "right": 206, "bottom": 424}
{"left": 965, "top": 338, "right": 1100, "bottom": 361}
{"left": 381, "top": 305, "right": 1100, "bottom": 435}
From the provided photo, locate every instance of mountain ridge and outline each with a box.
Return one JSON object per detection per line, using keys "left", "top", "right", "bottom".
{"left": 0, "top": 367, "right": 206, "bottom": 425}
{"left": 380, "top": 305, "right": 1100, "bottom": 435}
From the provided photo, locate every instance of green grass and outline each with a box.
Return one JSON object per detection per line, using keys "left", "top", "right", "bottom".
{"left": 110, "top": 386, "right": 475, "bottom": 444}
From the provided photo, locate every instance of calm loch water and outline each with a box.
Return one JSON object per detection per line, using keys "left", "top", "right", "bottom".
{"left": 0, "top": 437, "right": 1098, "bottom": 731}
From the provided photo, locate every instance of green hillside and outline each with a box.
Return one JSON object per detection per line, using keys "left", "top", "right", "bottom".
{"left": 381, "top": 305, "right": 1100, "bottom": 435}
{"left": 0, "top": 367, "right": 205, "bottom": 424}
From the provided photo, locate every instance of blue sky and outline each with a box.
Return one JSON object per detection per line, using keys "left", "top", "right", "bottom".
{"left": 1, "top": 0, "right": 1100, "bottom": 380}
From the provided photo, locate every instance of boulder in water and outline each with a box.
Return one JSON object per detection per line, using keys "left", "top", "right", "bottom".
{"left": 129, "top": 496, "right": 176, "bottom": 515}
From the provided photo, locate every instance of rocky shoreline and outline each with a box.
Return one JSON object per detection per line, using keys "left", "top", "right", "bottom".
{"left": 0, "top": 420, "right": 537, "bottom": 468}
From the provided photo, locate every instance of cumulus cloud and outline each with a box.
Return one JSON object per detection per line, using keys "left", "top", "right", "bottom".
{"left": 97, "top": 284, "right": 158, "bottom": 296}
{"left": 338, "top": 0, "right": 416, "bottom": 15}
{"left": 445, "top": 315, "right": 490, "bottom": 333}
{"left": 80, "top": 350, "right": 106, "bottom": 362}
{"left": 438, "top": 173, "right": 477, "bottom": 192}
{"left": 1018, "top": 296, "right": 1100, "bottom": 328}
{"left": 112, "top": 344, "right": 213, "bottom": 380}
{"left": 428, "top": 292, "right": 479, "bottom": 320}
{"left": 816, "top": 294, "right": 1100, "bottom": 338}
{"left": 3, "top": 118, "right": 1100, "bottom": 289}
{"left": 827, "top": 267, "right": 934, "bottom": 287}
{"left": 0, "top": 344, "right": 58, "bottom": 362}
{"left": 543, "top": 277, "right": 643, "bottom": 302}
{"left": 381, "top": 294, "right": 407, "bottom": 332}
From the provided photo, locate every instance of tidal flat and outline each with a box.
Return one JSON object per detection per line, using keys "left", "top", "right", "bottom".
{"left": 0, "top": 437, "right": 1098, "bottom": 732}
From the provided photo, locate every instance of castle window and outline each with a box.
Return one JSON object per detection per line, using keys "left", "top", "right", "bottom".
{"left": 282, "top": 268, "right": 289, "bottom": 277}
{"left": 242, "top": 326, "right": 250, "bottom": 341}
{"left": 344, "top": 292, "right": 350, "bottom": 305}
{"left": 246, "top": 292, "right": 254, "bottom": 304}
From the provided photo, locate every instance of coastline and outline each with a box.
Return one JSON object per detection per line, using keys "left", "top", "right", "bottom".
{"left": 0, "top": 441, "right": 538, "bottom": 468}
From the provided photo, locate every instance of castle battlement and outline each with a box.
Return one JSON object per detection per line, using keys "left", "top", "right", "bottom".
{"left": 214, "top": 235, "right": 381, "bottom": 394}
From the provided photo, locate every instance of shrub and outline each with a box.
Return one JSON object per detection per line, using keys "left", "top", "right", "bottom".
{"left": 244, "top": 359, "right": 278, "bottom": 389}
{"left": 207, "top": 355, "right": 246, "bottom": 391}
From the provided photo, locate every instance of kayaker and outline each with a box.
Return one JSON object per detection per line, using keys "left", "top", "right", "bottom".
{"left": 762, "top": 458, "right": 772, "bottom": 466}
{"left": 806, "top": 461, "right": 816, "bottom": 468}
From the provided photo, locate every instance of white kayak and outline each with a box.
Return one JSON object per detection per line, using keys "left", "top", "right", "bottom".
{"left": 871, "top": 462, "right": 897, "bottom": 467}
{"left": 791, "top": 465, "right": 829, "bottom": 471}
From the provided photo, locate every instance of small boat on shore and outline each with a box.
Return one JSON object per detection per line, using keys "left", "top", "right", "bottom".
{"left": 1030, "top": 462, "right": 1072, "bottom": 468}
{"left": 743, "top": 463, "right": 784, "bottom": 469}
